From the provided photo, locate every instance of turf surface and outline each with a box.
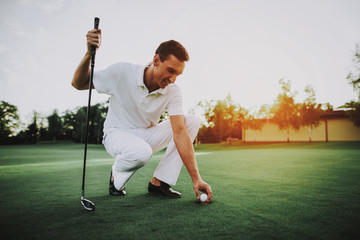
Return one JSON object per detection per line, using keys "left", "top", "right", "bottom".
{"left": 0, "top": 142, "right": 359, "bottom": 239}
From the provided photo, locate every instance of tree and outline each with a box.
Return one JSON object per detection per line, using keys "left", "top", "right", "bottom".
{"left": 323, "top": 103, "right": 334, "bottom": 112}
{"left": 243, "top": 116, "right": 265, "bottom": 142}
{"left": 211, "top": 100, "right": 227, "bottom": 142}
{"left": 197, "top": 125, "right": 217, "bottom": 143}
{"left": 196, "top": 99, "right": 220, "bottom": 142}
{"left": 73, "top": 107, "right": 86, "bottom": 143}
{"left": 0, "top": 101, "right": 20, "bottom": 143}
{"left": 91, "top": 103, "right": 107, "bottom": 144}
{"left": 70, "top": 101, "right": 108, "bottom": 144}
{"left": 159, "top": 111, "right": 169, "bottom": 123}
{"left": 196, "top": 99, "right": 215, "bottom": 128}
{"left": 341, "top": 101, "right": 360, "bottom": 127}
{"left": 26, "top": 111, "right": 40, "bottom": 143}
{"left": 300, "top": 85, "right": 323, "bottom": 142}
{"left": 347, "top": 44, "right": 360, "bottom": 97}
{"left": 271, "top": 79, "right": 301, "bottom": 142}
{"left": 47, "top": 110, "right": 63, "bottom": 142}
{"left": 233, "top": 106, "right": 249, "bottom": 142}
{"left": 62, "top": 110, "right": 76, "bottom": 140}
{"left": 210, "top": 95, "right": 240, "bottom": 142}
{"left": 257, "top": 104, "right": 272, "bottom": 119}
{"left": 195, "top": 96, "right": 249, "bottom": 143}
{"left": 223, "top": 95, "right": 239, "bottom": 143}
{"left": 343, "top": 44, "right": 360, "bottom": 127}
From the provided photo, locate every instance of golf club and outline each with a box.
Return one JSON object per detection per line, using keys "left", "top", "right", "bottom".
{"left": 81, "top": 17, "right": 100, "bottom": 211}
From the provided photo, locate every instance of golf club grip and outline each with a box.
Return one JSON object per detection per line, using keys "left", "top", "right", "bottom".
{"left": 92, "top": 17, "right": 100, "bottom": 55}
{"left": 94, "top": 17, "right": 100, "bottom": 30}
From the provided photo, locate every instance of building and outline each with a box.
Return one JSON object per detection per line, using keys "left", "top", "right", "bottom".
{"left": 243, "top": 110, "right": 360, "bottom": 142}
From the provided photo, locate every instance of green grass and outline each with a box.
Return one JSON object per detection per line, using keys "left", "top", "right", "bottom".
{"left": 0, "top": 142, "right": 359, "bottom": 240}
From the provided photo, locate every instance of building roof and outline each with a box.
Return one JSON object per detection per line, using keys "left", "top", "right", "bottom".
{"left": 321, "top": 110, "right": 348, "bottom": 120}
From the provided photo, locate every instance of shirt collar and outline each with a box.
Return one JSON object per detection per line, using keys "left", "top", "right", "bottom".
{"left": 137, "top": 64, "right": 169, "bottom": 95}
{"left": 136, "top": 65, "right": 147, "bottom": 87}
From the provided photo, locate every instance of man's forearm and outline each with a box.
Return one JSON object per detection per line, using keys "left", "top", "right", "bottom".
{"left": 72, "top": 52, "right": 92, "bottom": 90}
{"left": 173, "top": 130, "right": 201, "bottom": 182}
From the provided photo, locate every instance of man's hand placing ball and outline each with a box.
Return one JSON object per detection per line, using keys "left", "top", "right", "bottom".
{"left": 194, "top": 179, "right": 212, "bottom": 205}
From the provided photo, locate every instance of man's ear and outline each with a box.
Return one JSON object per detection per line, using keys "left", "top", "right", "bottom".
{"left": 153, "top": 54, "right": 160, "bottom": 66}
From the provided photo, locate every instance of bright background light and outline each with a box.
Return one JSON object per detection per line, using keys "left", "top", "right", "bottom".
{"left": 1, "top": 0, "right": 359, "bottom": 123}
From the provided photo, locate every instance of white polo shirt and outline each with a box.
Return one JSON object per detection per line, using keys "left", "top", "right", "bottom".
{"left": 93, "top": 62, "right": 184, "bottom": 132}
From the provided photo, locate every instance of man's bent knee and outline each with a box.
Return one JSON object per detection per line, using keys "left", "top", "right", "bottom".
{"left": 138, "top": 147, "right": 152, "bottom": 167}
{"left": 115, "top": 144, "right": 152, "bottom": 171}
{"left": 131, "top": 144, "right": 152, "bottom": 167}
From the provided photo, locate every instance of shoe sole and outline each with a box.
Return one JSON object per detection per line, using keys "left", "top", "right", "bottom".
{"left": 109, "top": 192, "right": 126, "bottom": 196}
{"left": 148, "top": 191, "right": 181, "bottom": 198}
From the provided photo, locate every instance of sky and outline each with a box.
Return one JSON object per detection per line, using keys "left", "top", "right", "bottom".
{"left": 1, "top": 0, "right": 360, "bottom": 124}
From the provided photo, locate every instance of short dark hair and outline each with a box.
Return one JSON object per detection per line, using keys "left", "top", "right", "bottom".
{"left": 155, "top": 40, "right": 189, "bottom": 62}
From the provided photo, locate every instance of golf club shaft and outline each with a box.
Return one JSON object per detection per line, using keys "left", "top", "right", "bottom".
{"left": 81, "top": 17, "right": 100, "bottom": 195}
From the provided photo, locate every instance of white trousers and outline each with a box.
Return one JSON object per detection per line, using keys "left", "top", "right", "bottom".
{"left": 103, "top": 114, "right": 200, "bottom": 190}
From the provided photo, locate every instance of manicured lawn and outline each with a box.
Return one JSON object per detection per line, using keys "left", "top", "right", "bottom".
{"left": 0, "top": 142, "right": 359, "bottom": 239}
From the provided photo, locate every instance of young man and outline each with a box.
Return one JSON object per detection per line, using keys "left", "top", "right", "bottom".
{"left": 72, "top": 28, "right": 212, "bottom": 203}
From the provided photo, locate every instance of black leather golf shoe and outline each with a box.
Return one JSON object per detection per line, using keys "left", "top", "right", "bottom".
{"left": 109, "top": 171, "right": 126, "bottom": 196}
{"left": 148, "top": 181, "right": 181, "bottom": 198}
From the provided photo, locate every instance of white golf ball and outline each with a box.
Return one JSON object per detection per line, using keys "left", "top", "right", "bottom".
{"left": 200, "top": 193, "right": 208, "bottom": 202}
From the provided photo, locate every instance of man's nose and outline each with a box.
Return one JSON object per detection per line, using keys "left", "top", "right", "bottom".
{"left": 170, "top": 76, "right": 177, "bottom": 83}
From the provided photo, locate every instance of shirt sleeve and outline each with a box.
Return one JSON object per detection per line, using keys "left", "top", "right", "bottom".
{"left": 166, "top": 84, "right": 184, "bottom": 116}
{"left": 93, "top": 62, "right": 123, "bottom": 95}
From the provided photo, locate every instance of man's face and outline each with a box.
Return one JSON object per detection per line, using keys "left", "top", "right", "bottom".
{"left": 153, "top": 54, "right": 185, "bottom": 89}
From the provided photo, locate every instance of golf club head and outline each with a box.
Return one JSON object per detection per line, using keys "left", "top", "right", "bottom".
{"left": 81, "top": 197, "right": 95, "bottom": 211}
